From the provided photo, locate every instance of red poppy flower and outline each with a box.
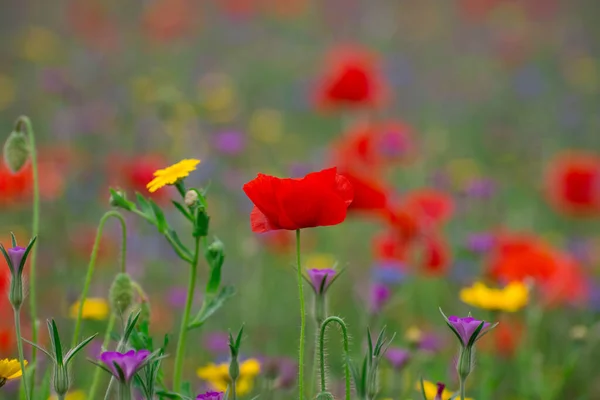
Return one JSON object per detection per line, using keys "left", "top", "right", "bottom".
{"left": 545, "top": 151, "right": 600, "bottom": 216}
{"left": 419, "top": 234, "right": 450, "bottom": 276}
{"left": 404, "top": 189, "right": 454, "bottom": 225}
{"left": 315, "top": 46, "right": 388, "bottom": 110}
{"left": 108, "top": 154, "right": 170, "bottom": 203}
{"left": 67, "top": 0, "right": 118, "bottom": 51}
{"left": 372, "top": 230, "right": 411, "bottom": 261}
{"left": 142, "top": 0, "right": 194, "bottom": 43}
{"left": 341, "top": 171, "right": 389, "bottom": 214}
{"left": 243, "top": 167, "right": 353, "bottom": 233}
{"left": 384, "top": 204, "right": 420, "bottom": 243}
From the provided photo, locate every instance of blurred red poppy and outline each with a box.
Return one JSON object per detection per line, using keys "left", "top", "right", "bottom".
{"left": 419, "top": 234, "right": 450, "bottom": 276}
{"left": 384, "top": 204, "right": 420, "bottom": 243}
{"left": 259, "top": 230, "right": 294, "bottom": 253}
{"left": 544, "top": 151, "right": 600, "bottom": 216}
{"left": 315, "top": 46, "right": 388, "bottom": 110}
{"left": 372, "top": 230, "right": 411, "bottom": 261}
{"left": 480, "top": 317, "right": 523, "bottom": 358}
{"left": 108, "top": 154, "right": 170, "bottom": 203}
{"left": 67, "top": 0, "right": 118, "bottom": 51}
{"left": 142, "top": 0, "right": 194, "bottom": 43}
{"left": 404, "top": 189, "right": 454, "bottom": 225}
{"left": 243, "top": 167, "right": 354, "bottom": 232}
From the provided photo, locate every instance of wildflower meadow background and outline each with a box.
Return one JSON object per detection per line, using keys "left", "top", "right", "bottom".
{"left": 1, "top": 1, "right": 600, "bottom": 399}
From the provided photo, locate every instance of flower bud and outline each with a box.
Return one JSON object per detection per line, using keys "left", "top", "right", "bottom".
{"left": 3, "top": 130, "right": 29, "bottom": 173}
{"left": 457, "top": 346, "right": 473, "bottom": 381}
{"left": 109, "top": 273, "right": 134, "bottom": 315}
{"left": 9, "top": 275, "right": 24, "bottom": 310}
{"left": 109, "top": 190, "right": 126, "bottom": 207}
{"left": 228, "top": 356, "right": 240, "bottom": 382}
{"left": 52, "top": 363, "right": 70, "bottom": 397}
{"left": 184, "top": 189, "right": 199, "bottom": 207}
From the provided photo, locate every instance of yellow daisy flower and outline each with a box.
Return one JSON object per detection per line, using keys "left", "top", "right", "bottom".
{"left": 49, "top": 389, "right": 86, "bottom": 400}
{"left": 69, "top": 298, "right": 110, "bottom": 321}
{"left": 460, "top": 281, "right": 528, "bottom": 313}
{"left": 0, "top": 358, "right": 27, "bottom": 388}
{"left": 197, "top": 358, "right": 260, "bottom": 396}
{"left": 147, "top": 159, "right": 201, "bottom": 193}
{"left": 416, "top": 380, "right": 473, "bottom": 400}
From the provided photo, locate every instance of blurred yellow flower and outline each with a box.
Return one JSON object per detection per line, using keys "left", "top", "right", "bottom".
{"left": 460, "top": 281, "right": 528, "bottom": 312}
{"left": 49, "top": 389, "right": 86, "bottom": 400}
{"left": 0, "top": 74, "right": 16, "bottom": 111}
{"left": 199, "top": 73, "right": 238, "bottom": 123}
{"left": 147, "top": 159, "right": 200, "bottom": 193}
{"left": 305, "top": 253, "right": 336, "bottom": 270}
{"left": 0, "top": 359, "right": 26, "bottom": 387}
{"left": 21, "top": 26, "right": 61, "bottom": 63}
{"left": 405, "top": 326, "right": 423, "bottom": 344}
{"left": 69, "top": 298, "right": 109, "bottom": 321}
{"left": 249, "top": 108, "right": 283, "bottom": 143}
{"left": 416, "top": 380, "right": 473, "bottom": 400}
{"left": 197, "top": 358, "right": 260, "bottom": 396}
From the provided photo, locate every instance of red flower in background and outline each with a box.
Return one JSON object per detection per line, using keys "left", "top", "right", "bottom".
{"left": 419, "top": 234, "right": 450, "bottom": 276}
{"left": 67, "top": 0, "right": 118, "bottom": 51}
{"left": 373, "top": 230, "right": 410, "bottom": 261}
{"left": 342, "top": 172, "right": 390, "bottom": 215}
{"left": 142, "top": 0, "right": 194, "bottom": 43}
{"left": 107, "top": 154, "right": 170, "bottom": 203}
{"left": 545, "top": 151, "right": 600, "bottom": 216}
{"left": 315, "top": 46, "right": 388, "bottom": 110}
{"left": 243, "top": 168, "right": 353, "bottom": 233}
{"left": 404, "top": 189, "right": 454, "bottom": 225}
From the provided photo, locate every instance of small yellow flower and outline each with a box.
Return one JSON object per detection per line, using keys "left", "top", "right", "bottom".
{"left": 305, "top": 253, "right": 337, "bottom": 270}
{"left": 197, "top": 358, "right": 260, "bottom": 396}
{"left": 416, "top": 380, "right": 473, "bottom": 400}
{"left": 49, "top": 389, "right": 86, "bottom": 400}
{"left": 460, "top": 281, "right": 528, "bottom": 312}
{"left": 69, "top": 298, "right": 110, "bottom": 321}
{"left": 0, "top": 359, "right": 27, "bottom": 387}
{"left": 146, "top": 159, "right": 201, "bottom": 193}
{"left": 405, "top": 326, "right": 423, "bottom": 344}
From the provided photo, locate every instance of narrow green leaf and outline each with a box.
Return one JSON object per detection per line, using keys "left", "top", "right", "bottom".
{"left": 48, "top": 319, "right": 63, "bottom": 365}
{"left": 123, "top": 310, "right": 142, "bottom": 344}
{"left": 172, "top": 201, "right": 193, "bottom": 221}
{"left": 64, "top": 333, "right": 99, "bottom": 365}
{"left": 149, "top": 200, "right": 168, "bottom": 234}
{"left": 22, "top": 338, "right": 54, "bottom": 362}
{"left": 235, "top": 325, "right": 244, "bottom": 350}
{"left": 419, "top": 377, "right": 427, "bottom": 400}
{"left": 188, "top": 286, "right": 236, "bottom": 330}
{"left": 88, "top": 359, "right": 113, "bottom": 376}
{"left": 10, "top": 232, "right": 17, "bottom": 247}
{"left": 19, "top": 236, "right": 37, "bottom": 274}
{"left": 112, "top": 361, "right": 126, "bottom": 381}
{"left": 136, "top": 193, "right": 153, "bottom": 218}
{"left": 193, "top": 209, "right": 210, "bottom": 237}
{"left": 0, "top": 244, "right": 12, "bottom": 272}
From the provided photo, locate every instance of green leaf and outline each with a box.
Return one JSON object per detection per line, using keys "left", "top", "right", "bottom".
{"left": 110, "top": 188, "right": 136, "bottom": 211}
{"left": 112, "top": 361, "right": 126, "bottom": 381}
{"left": 22, "top": 338, "right": 54, "bottom": 362}
{"left": 205, "top": 255, "right": 223, "bottom": 296}
{"left": 193, "top": 209, "right": 210, "bottom": 238}
{"left": 419, "top": 377, "right": 427, "bottom": 400}
{"left": 10, "top": 232, "right": 17, "bottom": 247}
{"left": 155, "top": 390, "right": 193, "bottom": 399}
{"left": 123, "top": 310, "right": 142, "bottom": 344}
{"left": 188, "top": 286, "right": 236, "bottom": 330}
{"left": 136, "top": 192, "right": 154, "bottom": 219}
{"left": 0, "top": 244, "right": 12, "bottom": 273}
{"left": 64, "top": 333, "right": 99, "bottom": 365}
{"left": 48, "top": 319, "right": 63, "bottom": 366}
{"left": 19, "top": 236, "right": 37, "bottom": 274}
{"left": 149, "top": 200, "right": 169, "bottom": 234}
{"left": 172, "top": 201, "right": 193, "bottom": 221}
{"left": 167, "top": 230, "right": 193, "bottom": 260}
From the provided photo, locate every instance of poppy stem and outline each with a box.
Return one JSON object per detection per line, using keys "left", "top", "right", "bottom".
{"left": 14, "top": 310, "right": 30, "bottom": 400}
{"left": 319, "top": 316, "right": 351, "bottom": 400}
{"left": 72, "top": 210, "right": 127, "bottom": 349}
{"left": 16, "top": 116, "right": 39, "bottom": 397}
{"left": 88, "top": 313, "right": 116, "bottom": 400}
{"left": 172, "top": 235, "right": 201, "bottom": 390}
{"left": 295, "top": 229, "right": 306, "bottom": 400}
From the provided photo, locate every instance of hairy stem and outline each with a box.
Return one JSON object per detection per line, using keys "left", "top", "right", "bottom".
{"left": 319, "top": 316, "right": 351, "bottom": 400}
{"left": 172, "top": 236, "right": 201, "bottom": 390}
{"left": 296, "top": 229, "right": 306, "bottom": 400}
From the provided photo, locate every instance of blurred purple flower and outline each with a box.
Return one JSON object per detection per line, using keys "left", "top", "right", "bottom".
{"left": 99, "top": 350, "right": 150, "bottom": 383}
{"left": 307, "top": 268, "right": 337, "bottom": 294}
{"left": 418, "top": 332, "right": 443, "bottom": 354}
{"left": 447, "top": 316, "right": 491, "bottom": 346}
{"left": 262, "top": 356, "right": 297, "bottom": 389}
{"left": 466, "top": 232, "right": 495, "bottom": 253}
{"left": 385, "top": 347, "right": 410, "bottom": 370}
{"left": 369, "top": 283, "right": 391, "bottom": 314}
{"left": 168, "top": 287, "right": 188, "bottom": 308}
{"left": 371, "top": 261, "right": 405, "bottom": 285}
{"left": 203, "top": 332, "right": 230, "bottom": 354}
{"left": 213, "top": 131, "right": 245, "bottom": 155}
{"left": 464, "top": 178, "right": 496, "bottom": 199}
{"left": 39, "top": 68, "right": 71, "bottom": 96}
{"left": 196, "top": 391, "right": 224, "bottom": 400}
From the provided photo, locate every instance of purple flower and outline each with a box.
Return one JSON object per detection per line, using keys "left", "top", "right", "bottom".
{"left": 466, "top": 233, "right": 495, "bottom": 253}
{"left": 99, "top": 350, "right": 151, "bottom": 383}
{"left": 196, "top": 391, "right": 224, "bottom": 400}
{"left": 418, "top": 332, "right": 443, "bottom": 354}
{"left": 385, "top": 347, "right": 410, "bottom": 370}
{"left": 213, "top": 131, "right": 245, "bottom": 155}
{"left": 6, "top": 246, "right": 26, "bottom": 274}
{"left": 203, "top": 332, "right": 230, "bottom": 354}
{"left": 447, "top": 316, "right": 491, "bottom": 347}
{"left": 369, "top": 283, "right": 391, "bottom": 314}
{"left": 371, "top": 262, "right": 405, "bottom": 285}
{"left": 464, "top": 178, "right": 496, "bottom": 199}
{"left": 307, "top": 268, "right": 336, "bottom": 294}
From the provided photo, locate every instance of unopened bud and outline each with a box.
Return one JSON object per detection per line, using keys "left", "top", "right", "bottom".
{"left": 315, "top": 392, "right": 335, "bottom": 400}
{"left": 229, "top": 357, "right": 240, "bottom": 382}
{"left": 52, "top": 363, "right": 70, "bottom": 396}
{"left": 9, "top": 275, "right": 24, "bottom": 310}
{"left": 109, "top": 273, "right": 134, "bottom": 315}
{"left": 184, "top": 189, "right": 199, "bottom": 207}
{"left": 109, "top": 190, "right": 126, "bottom": 207}
{"left": 3, "top": 130, "right": 29, "bottom": 173}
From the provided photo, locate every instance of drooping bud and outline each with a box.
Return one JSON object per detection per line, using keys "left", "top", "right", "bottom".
{"left": 109, "top": 189, "right": 126, "bottom": 207}
{"left": 184, "top": 189, "right": 199, "bottom": 207}
{"left": 109, "top": 273, "right": 134, "bottom": 315}
{"left": 52, "top": 363, "right": 70, "bottom": 397}
{"left": 3, "top": 130, "right": 29, "bottom": 173}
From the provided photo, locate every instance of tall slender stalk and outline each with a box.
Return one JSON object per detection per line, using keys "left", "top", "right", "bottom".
{"left": 118, "top": 383, "right": 131, "bottom": 400}
{"left": 459, "top": 380, "right": 466, "bottom": 400}
{"left": 72, "top": 211, "right": 127, "bottom": 348}
{"left": 16, "top": 116, "right": 39, "bottom": 397}
{"left": 14, "top": 311, "right": 30, "bottom": 400}
{"left": 319, "top": 316, "right": 350, "bottom": 400}
{"left": 295, "top": 229, "right": 306, "bottom": 400}
{"left": 172, "top": 236, "right": 201, "bottom": 390}
{"left": 88, "top": 313, "right": 116, "bottom": 400}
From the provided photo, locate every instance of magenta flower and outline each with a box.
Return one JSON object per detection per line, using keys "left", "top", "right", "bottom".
{"left": 307, "top": 268, "right": 337, "bottom": 294}
{"left": 196, "top": 391, "right": 224, "bottom": 400}
{"left": 6, "top": 246, "right": 25, "bottom": 274}
{"left": 447, "top": 316, "right": 491, "bottom": 347}
{"left": 99, "top": 350, "right": 151, "bottom": 383}
{"left": 385, "top": 347, "right": 410, "bottom": 370}
{"left": 369, "top": 283, "right": 391, "bottom": 314}
{"left": 434, "top": 382, "right": 445, "bottom": 400}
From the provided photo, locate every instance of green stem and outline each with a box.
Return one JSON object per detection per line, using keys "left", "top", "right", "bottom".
{"left": 459, "top": 379, "right": 466, "bottom": 400}
{"left": 72, "top": 211, "right": 127, "bottom": 348}
{"left": 118, "top": 383, "right": 131, "bottom": 400}
{"left": 172, "top": 236, "right": 201, "bottom": 390}
{"left": 14, "top": 310, "right": 30, "bottom": 400}
{"left": 88, "top": 313, "right": 117, "bottom": 400}
{"left": 231, "top": 379, "right": 237, "bottom": 400}
{"left": 295, "top": 229, "right": 306, "bottom": 400}
{"left": 16, "top": 116, "right": 39, "bottom": 397}
{"left": 319, "top": 316, "right": 351, "bottom": 400}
